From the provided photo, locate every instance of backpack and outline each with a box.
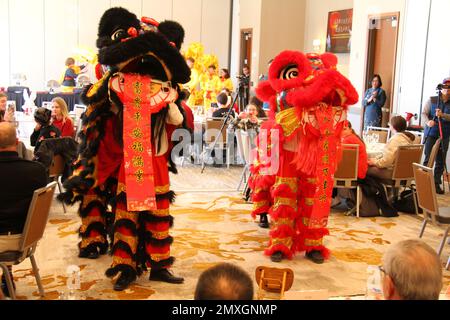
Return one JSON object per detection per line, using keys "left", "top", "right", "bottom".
{"left": 393, "top": 188, "right": 423, "bottom": 214}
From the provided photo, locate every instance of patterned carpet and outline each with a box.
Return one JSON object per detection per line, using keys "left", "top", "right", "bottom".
{"left": 8, "top": 188, "right": 450, "bottom": 300}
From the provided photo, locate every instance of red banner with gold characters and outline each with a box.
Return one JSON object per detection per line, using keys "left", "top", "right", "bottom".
{"left": 121, "top": 75, "right": 160, "bottom": 212}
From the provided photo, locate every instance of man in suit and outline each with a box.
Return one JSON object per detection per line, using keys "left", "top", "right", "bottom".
{"left": 0, "top": 122, "right": 47, "bottom": 297}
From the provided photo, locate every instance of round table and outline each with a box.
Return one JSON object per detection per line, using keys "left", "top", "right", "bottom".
{"left": 366, "top": 142, "right": 385, "bottom": 159}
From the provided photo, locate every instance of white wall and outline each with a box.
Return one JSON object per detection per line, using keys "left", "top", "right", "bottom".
{"left": 0, "top": 0, "right": 10, "bottom": 87}
{"left": 347, "top": 0, "right": 407, "bottom": 133}
{"left": 239, "top": 0, "right": 262, "bottom": 88}
{"left": 0, "top": 0, "right": 231, "bottom": 91}
{"left": 304, "top": 0, "right": 353, "bottom": 77}
{"left": 259, "top": 0, "right": 306, "bottom": 76}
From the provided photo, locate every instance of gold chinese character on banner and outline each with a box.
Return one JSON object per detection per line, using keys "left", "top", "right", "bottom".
{"left": 323, "top": 180, "right": 328, "bottom": 190}
{"left": 135, "top": 169, "right": 144, "bottom": 183}
{"left": 134, "top": 112, "right": 142, "bottom": 122}
{"left": 132, "top": 156, "right": 144, "bottom": 168}
{"left": 134, "top": 82, "right": 142, "bottom": 95}
{"left": 319, "top": 194, "right": 327, "bottom": 202}
{"left": 134, "top": 96, "right": 142, "bottom": 108}
{"left": 132, "top": 128, "right": 143, "bottom": 139}
{"left": 323, "top": 168, "right": 329, "bottom": 176}
{"left": 322, "top": 155, "right": 329, "bottom": 164}
{"left": 324, "top": 140, "right": 329, "bottom": 151}
{"left": 132, "top": 141, "right": 144, "bottom": 153}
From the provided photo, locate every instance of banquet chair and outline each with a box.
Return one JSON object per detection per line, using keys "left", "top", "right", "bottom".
{"left": 407, "top": 131, "right": 424, "bottom": 144}
{"left": 255, "top": 266, "right": 294, "bottom": 300}
{"left": 49, "top": 155, "right": 66, "bottom": 213}
{"left": 235, "top": 129, "right": 255, "bottom": 192}
{"left": 425, "top": 138, "right": 442, "bottom": 169}
{"left": 380, "top": 145, "right": 424, "bottom": 214}
{"left": 413, "top": 163, "right": 450, "bottom": 257}
{"left": 202, "top": 118, "right": 230, "bottom": 167}
{"left": 366, "top": 126, "right": 390, "bottom": 143}
{"left": 334, "top": 144, "right": 361, "bottom": 217}
{"left": 0, "top": 182, "right": 57, "bottom": 300}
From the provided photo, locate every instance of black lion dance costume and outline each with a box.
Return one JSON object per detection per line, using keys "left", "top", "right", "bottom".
{"left": 59, "top": 7, "right": 191, "bottom": 291}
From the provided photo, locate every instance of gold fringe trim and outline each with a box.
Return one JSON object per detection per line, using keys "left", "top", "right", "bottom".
{"left": 151, "top": 208, "right": 170, "bottom": 217}
{"left": 80, "top": 235, "right": 105, "bottom": 248}
{"left": 275, "top": 107, "right": 301, "bottom": 137}
{"left": 272, "top": 218, "right": 295, "bottom": 229}
{"left": 150, "top": 230, "right": 170, "bottom": 240}
{"left": 253, "top": 200, "right": 270, "bottom": 211}
{"left": 273, "top": 197, "right": 297, "bottom": 211}
{"left": 273, "top": 177, "right": 298, "bottom": 193}
{"left": 151, "top": 252, "right": 171, "bottom": 262}
{"left": 305, "top": 238, "right": 323, "bottom": 247}
{"left": 112, "top": 256, "right": 135, "bottom": 268}
{"left": 304, "top": 198, "right": 314, "bottom": 206}
{"left": 270, "top": 237, "right": 293, "bottom": 249}
{"left": 155, "top": 184, "right": 170, "bottom": 194}
{"left": 115, "top": 209, "right": 139, "bottom": 222}
{"left": 114, "top": 233, "right": 138, "bottom": 251}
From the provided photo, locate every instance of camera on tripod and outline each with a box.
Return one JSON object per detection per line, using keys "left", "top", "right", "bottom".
{"left": 436, "top": 83, "right": 450, "bottom": 91}
{"left": 236, "top": 74, "right": 250, "bottom": 86}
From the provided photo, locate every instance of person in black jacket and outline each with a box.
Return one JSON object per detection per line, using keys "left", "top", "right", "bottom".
{"left": 30, "top": 107, "right": 61, "bottom": 152}
{"left": 0, "top": 122, "right": 47, "bottom": 297}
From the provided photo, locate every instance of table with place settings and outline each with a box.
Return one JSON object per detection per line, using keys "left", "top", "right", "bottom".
{"left": 366, "top": 142, "right": 385, "bottom": 159}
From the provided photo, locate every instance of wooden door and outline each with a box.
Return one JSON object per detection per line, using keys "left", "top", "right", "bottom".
{"left": 240, "top": 29, "right": 253, "bottom": 73}
{"left": 364, "top": 13, "right": 400, "bottom": 129}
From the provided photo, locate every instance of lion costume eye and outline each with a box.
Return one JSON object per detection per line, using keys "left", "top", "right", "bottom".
{"left": 111, "top": 29, "right": 126, "bottom": 41}
{"left": 280, "top": 65, "right": 299, "bottom": 80}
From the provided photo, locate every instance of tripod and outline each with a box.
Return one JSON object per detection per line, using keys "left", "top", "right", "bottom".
{"left": 200, "top": 81, "right": 244, "bottom": 174}
{"left": 424, "top": 87, "right": 450, "bottom": 192}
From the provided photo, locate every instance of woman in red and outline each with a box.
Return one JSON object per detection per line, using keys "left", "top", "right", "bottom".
{"left": 331, "top": 121, "right": 368, "bottom": 208}
{"left": 341, "top": 121, "right": 368, "bottom": 179}
{"left": 51, "top": 97, "right": 75, "bottom": 138}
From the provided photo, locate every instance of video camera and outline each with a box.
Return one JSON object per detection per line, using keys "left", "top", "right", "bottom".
{"left": 436, "top": 83, "right": 450, "bottom": 90}
{"left": 236, "top": 74, "right": 250, "bottom": 86}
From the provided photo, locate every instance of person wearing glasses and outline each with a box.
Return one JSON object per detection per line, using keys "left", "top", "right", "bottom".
{"left": 379, "top": 239, "right": 442, "bottom": 300}
{"left": 363, "top": 74, "right": 386, "bottom": 129}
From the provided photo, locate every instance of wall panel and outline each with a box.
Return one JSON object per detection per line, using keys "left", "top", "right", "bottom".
{"left": 173, "top": 0, "right": 202, "bottom": 49}
{"left": 44, "top": 0, "right": 78, "bottom": 83}
{"left": 142, "top": 0, "right": 173, "bottom": 22}
{"left": 201, "top": 0, "right": 231, "bottom": 69}
{"left": 9, "top": 0, "right": 45, "bottom": 91}
{"left": 78, "top": 0, "right": 110, "bottom": 50}
{"left": 111, "top": 0, "right": 142, "bottom": 16}
{"left": 0, "top": 0, "right": 10, "bottom": 87}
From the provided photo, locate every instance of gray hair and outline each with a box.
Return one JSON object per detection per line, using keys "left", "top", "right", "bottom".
{"left": 383, "top": 239, "right": 442, "bottom": 300}
{"left": 0, "top": 122, "right": 17, "bottom": 149}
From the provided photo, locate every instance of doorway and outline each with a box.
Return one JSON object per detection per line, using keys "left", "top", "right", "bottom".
{"left": 363, "top": 13, "right": 400, "bottom": 130}
{"left": 240, "top": 28, "right": 252, "bottom": 74}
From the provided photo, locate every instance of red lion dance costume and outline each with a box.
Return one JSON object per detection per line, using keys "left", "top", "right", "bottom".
{"left": 249, "top": 51, "right": 358, "bottom": 263}
{"left": 59, "top": 8, "right": 191, "bottom": 291}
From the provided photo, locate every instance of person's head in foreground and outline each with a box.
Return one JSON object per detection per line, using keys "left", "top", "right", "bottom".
{"left": 381, "top": 239, "right": 442, "bottom": 300}
{"left": 194, "top": 263, "right": 254, "bottom": 300}
{"left": 0, "top": 122, "right": 18, "bottom": 151}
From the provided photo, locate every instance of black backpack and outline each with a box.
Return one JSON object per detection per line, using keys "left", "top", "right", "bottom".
{"left": 393, "top": 188, "right": 423, "bottom": 214}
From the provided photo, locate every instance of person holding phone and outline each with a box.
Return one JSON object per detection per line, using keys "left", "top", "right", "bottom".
{"left": 363, "top": 74, "right": 386, "bottom": 129}
{"left": 0, "top": 93, "right": 14, "bottom": 123}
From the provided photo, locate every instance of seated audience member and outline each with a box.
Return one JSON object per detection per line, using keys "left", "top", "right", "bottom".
{"left": 194, "top": 263, "right": 254, "bottom": 300}
{"left": 0, "top": 93, "right": 14, "bottom": 123}
{"left": 367, "top": 116, "right": 415, "bottom": 180}
{"left": 0, "top": 122, "right": 48, "bottom": 297}
{"left": 30, "top": 107, "right": 61, "bottom": 152}
{"left": 232, "top": 103, "right": 262, "bottom": 133}
{"left": 212, "top": 92, "right": 235, "bottom": 119}
{"left": 180, "top": 89, "right": 195, "bottom": 132}
{"left": 249, "top": 96, "right": 266, "bottom": 118}
{"left": 342, "top": 121, "right": 368, "bottom": 179}
{"left": 332, "top": 121, "right": 368, "bottom": 208}
{"left": 381, "top": 239, "right": 442, "bottom": 300}
{"left": 51, "top": 97, "right": 75, "bottom": 138}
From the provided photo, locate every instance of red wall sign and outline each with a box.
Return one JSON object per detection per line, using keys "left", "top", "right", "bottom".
{"left": 326, "top": 9, "right": 353, "bottom": 54}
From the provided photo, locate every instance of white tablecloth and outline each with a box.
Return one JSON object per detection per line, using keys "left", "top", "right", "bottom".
{"left": 366, "top": 142, "right": 385, "bottom": 159}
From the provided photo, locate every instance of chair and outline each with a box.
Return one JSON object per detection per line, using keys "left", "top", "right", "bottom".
{"left": 366, "top": 126, "right": 391, "bottom": 143}
{"left": 255, "top": 266, "right": 294, "bottom": 300}
{"left": 49, "top": 155, "right": 67, "bottom": 213}
{"left": 235, "top": 129, "right": 256, "bottom": 192}
{"left": 380, "top": 144, "right": 424, "bottom": 214}
{"left": 413, "top": 163, "right": 450, "bottom": 258}
{"left": 202, "top": 118, "right": 230, "bottom": 167}
{"left": 407, "top": 131, "right": 424, "bottom": 144}
{"left": 334, "top": 144, "right": 361, "bottom": 217}
{"left": 426, "top": 138, "right": 442, "bottom": 169}
{"left": 0, "top": 182, "right": 57, "bottom": 300}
